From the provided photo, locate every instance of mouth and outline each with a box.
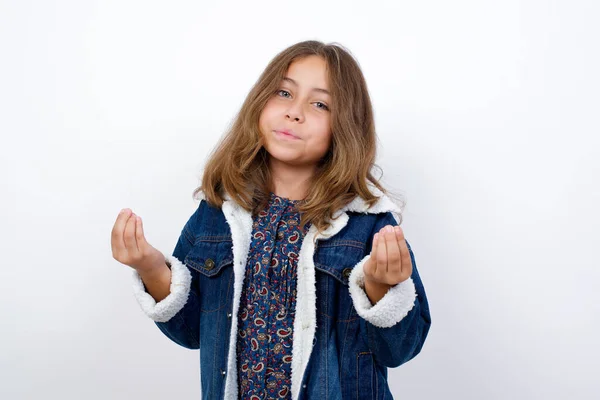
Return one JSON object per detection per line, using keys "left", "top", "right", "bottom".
{"left": 274, "top": 130, "right": 300, "bottom": 140}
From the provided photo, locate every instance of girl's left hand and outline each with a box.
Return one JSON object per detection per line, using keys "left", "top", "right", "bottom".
{"left": 363, "top": 225, "right": 413, "bottom": 289}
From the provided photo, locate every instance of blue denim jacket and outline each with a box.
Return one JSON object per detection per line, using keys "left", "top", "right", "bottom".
{"left": 132, "top": 187, "right": 431, "bottom": 399}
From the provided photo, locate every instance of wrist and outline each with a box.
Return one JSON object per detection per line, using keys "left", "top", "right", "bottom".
{"left": 137, "top": 260, "right": 170, "bottom": 281}
{"left": 363, "top": 278, "right": 393, "bottom": 305}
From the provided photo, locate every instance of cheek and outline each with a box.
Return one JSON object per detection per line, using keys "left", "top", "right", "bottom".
{"left": 314, "top": 128, "right": 332, "bottom": 154}
{"left": 262, "top": 98, "right": 282, "bottom": 116}
{"left": 258, "top": 107, "right": 268, "bottom": 126}
{"left": 259, "top": 103, "right": 278, "bottom": 130}
{"left": 318, "top": 120, "right": 332, "bottom": 147}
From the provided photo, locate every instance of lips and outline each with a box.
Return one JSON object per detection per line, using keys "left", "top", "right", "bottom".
{"left": 274, "top": 129, "right": 299, "bottom": 139}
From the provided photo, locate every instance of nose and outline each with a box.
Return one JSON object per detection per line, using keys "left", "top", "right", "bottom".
{"left": 285, "top": 102, "right": 304, "bottom": 123}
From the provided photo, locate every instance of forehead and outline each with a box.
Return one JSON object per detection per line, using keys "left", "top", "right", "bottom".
{"left": 284, "top": 55, "right": 330, "bottom": 89}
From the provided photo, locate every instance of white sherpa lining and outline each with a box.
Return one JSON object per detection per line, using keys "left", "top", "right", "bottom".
{"left": 131, "top": 254, "right": 192, "bottom": 323}
{"left": 348, "top": 254, "right": 417, "bottom": 328}
{"left": 221, "top": 199, "right": 255, "bottom": 400}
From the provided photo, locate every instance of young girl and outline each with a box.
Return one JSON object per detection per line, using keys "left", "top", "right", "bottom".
{"left": 111, "top": 40, "right": 431, "bottom": 400}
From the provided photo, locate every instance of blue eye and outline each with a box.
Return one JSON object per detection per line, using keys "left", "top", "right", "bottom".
{"left": 314, "top": 102, "right": 329, "bottom": 111}
{"left": 276, "top": 89, "right": 330, "bottom": 111}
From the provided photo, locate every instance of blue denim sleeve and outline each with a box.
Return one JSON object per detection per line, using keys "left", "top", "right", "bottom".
{"left": 356, "top": 213, "right": 432, "bottom": 368}
{"left": 152, "top": 202, "right": 204, "bottom": 350}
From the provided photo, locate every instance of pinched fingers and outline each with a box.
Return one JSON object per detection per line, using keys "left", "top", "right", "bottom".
{"left": 111, "top": 208, "right": 140, "bottom": 261}
{"left": 367, "top": 224, "right": 412, "bottom": 286}
{"left": 123, "top": 211, "right": 139, "bottom": 253}
{"left": 394, "top": 225, "right": 412, "bottom": 281}
{"left": 111, "top": 209, "right": 130, "bottom": 253}
{"left": 385, "top": 226, "right": 402, "bottom": 274}
{"left": 375, "top": 229, "right": 387, "bottom": 277}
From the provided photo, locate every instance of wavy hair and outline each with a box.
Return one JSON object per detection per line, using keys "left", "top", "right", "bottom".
{"left": 194, "top": 40, "right": 403, "bottom": 234}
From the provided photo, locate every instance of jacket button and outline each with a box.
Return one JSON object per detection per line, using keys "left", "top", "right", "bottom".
{"left": 342, "top": 268, "right": 352, "bottom": 280}
{"left": 227, "top": 313, "right": 232, "bottom": 318}
{"left": 204, "top": 258, "right": 215, "bottom": 270}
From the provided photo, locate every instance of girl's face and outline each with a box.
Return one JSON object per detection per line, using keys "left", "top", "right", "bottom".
{"left": 259, "top": 55, "right": 332, "bottom": 168}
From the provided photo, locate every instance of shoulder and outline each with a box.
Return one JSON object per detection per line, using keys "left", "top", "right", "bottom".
{"left": 192, "top": 189, "right": 228, "bottom": 215}
{"left": 344, "top": 210, "right": 397, "bottom": 240}
{"left": 181, "top": 192, "right": 229, "bottom": 238}
{"left": 340, "top": 185, "right": 402, "bottom": 223}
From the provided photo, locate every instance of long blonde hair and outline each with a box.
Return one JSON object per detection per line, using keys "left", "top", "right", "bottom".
{"left": 194, "top": 40, "right": 401, "bottom": 234}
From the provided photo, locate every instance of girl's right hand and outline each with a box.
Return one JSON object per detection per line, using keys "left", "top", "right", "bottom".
{"left": 111, "top": 208, "right": 167, "bottom": 274}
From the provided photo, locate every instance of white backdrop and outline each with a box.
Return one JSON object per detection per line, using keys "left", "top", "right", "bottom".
{"left": 1, "top": 1, "right": 598, "bottom": 399}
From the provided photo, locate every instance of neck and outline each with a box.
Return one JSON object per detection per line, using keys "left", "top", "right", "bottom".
{"left": 268, "top": 157, "right": 317, "bottom": 201}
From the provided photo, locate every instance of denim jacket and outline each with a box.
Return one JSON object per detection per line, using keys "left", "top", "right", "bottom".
{"left": 132, "top": 186, "right": 431, "bottom": 399}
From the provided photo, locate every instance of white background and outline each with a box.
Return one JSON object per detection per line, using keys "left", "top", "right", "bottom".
{"left": 1, "top": 0, "right": 598, "bottom": 399}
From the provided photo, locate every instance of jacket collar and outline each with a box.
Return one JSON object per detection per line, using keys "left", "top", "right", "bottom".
{"left": 220, "top": 184, "right": 402, "bottom": 223}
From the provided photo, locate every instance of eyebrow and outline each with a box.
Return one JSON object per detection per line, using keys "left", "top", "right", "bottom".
{"left": 282, "top": 77, "right": 331, "bottom": 96}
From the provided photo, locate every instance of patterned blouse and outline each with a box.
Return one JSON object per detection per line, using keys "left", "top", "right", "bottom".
{"left": 236, "top": 192, "right": 311, "bottom": 400}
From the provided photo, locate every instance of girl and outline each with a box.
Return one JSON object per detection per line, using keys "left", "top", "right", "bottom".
{"left": 111, "top": 40, "right": 431, "bottom": 400}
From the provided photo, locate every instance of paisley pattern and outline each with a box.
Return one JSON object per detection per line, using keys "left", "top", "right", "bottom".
{"left": 236, "top": 192, "right": 310, "bottom": 399}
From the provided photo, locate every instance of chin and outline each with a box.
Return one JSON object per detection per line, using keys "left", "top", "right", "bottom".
{"left": 266, "top": 151, "right": 300, "bottom": 164}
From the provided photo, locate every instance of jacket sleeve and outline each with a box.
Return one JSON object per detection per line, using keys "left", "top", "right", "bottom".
{"left": 130, "top": 201, "right": 204, "bottom": 349}
{"left": 347, "top": 212, "right": 431, "bottom": 367}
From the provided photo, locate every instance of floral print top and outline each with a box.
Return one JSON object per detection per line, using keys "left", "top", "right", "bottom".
{"left": 236, "top": 192, "right": 311, "bottom": 400}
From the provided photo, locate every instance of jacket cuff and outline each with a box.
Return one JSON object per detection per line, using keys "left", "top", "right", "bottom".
{"left": 131, "top": 255, "right": 192, "bottom": 323}
{"left": 348, "top": 255, "right": 417, "bottom": 328}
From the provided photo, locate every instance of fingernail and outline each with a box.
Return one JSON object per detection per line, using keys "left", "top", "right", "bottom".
{"left": 387, "top": 226, "right": 393, "bottom": 233}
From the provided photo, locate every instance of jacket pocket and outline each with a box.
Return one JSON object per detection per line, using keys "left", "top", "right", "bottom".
{"left": 184, "top": 238, "right": 234, "bottom": 312}
{"left": 313, "top": 242, "right": 365, "bottom": 319}
{"left": 314, "top": 240, "right": 365, "bottom": 285}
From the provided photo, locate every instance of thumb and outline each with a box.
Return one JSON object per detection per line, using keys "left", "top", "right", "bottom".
{"left": 365, "top": 232, "right": 379, "bottom": 276}
{"left": 363, "top": 256, "right": 376, "bottom": 278}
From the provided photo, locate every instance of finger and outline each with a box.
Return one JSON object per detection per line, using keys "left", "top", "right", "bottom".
{"left": 123, "top": 212, "right": 138, "bottom": 254}
{"left": 364, "top": 255, "right": 375, "bottom": 278}
{"left": 111, "top": 209, "right": 131, "bottom": 252}
{"left": 135, "top": 215, "right": 147, "bottom": 250}
{"left": 368, "top": 232, "right": 380, "bottom": 275}
{"left": 384, "top": 226, "right": 400, "bottom": 272}
{"left": 395, "top": 226, "right": 412, "bottom": 278}
{"left": 376, "top": 229, "right": 388, "bottom": 280}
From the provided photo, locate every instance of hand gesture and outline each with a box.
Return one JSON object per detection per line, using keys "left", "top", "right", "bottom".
{"left": 111, "top": 208, "right": 166, "bottom": 274}
{"left": 363, "top": 225, "right": 412, "bottom": 291}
